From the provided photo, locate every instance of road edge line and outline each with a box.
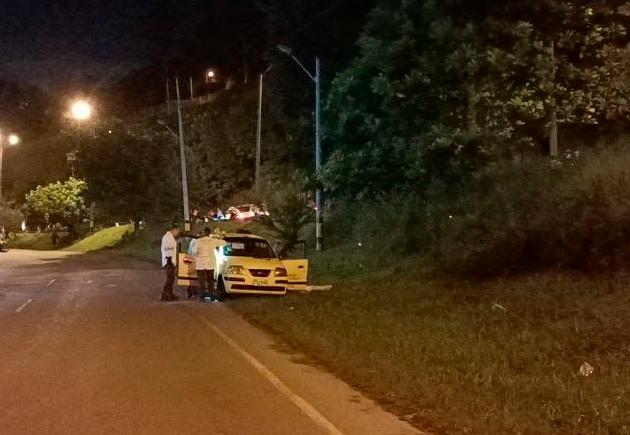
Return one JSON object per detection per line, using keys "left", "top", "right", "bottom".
{"left": 200, "top": 316, "right": 345, "bottom": 435}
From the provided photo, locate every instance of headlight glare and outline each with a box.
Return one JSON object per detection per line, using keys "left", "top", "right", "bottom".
{"left": 228, "top": 265, "right": 245, "bottom": 276}
{"left": 274, "top": 267, "right": 288, "bottom": 277}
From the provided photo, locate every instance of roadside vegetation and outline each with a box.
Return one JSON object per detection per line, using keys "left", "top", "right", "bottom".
{"left": 5, "top": 232, "right": 55, "bottom": 250}
{"left": 231, "top": 142, "right": 630, "bottom": 433}
{"left": 64, "top": 224, "right": 134, "bottom": 253}
{"left": 232, "top": 258, "right": 630, "bottom": 434}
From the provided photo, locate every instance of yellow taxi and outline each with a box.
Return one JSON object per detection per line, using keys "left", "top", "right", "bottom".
{"left": 177, "top": 233, "right": 308, "bottom": 297}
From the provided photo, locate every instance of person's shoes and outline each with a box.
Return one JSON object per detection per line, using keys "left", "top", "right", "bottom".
{"left": 160, "top": 295, "right": 170, "bottom": 302}
{"left": 169, "top": 295, "right": 179, "bottom": 301}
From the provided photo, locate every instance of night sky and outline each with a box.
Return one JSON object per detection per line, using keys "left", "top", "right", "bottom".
{"left": 0, "top": 0, "right": 246, "bottom": 90}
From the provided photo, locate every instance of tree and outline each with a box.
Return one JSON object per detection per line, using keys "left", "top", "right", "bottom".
{"left": 323, "top": 0, "right": 630, "bottom": 198}
{"left": 24, "top": 178, "right": 87, "bottom": 234}
{"left": 259, "top": 174, "right": 312, "bottom": 257}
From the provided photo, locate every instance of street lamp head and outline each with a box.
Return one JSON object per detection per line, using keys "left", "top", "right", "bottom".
{"left": 8, "top": 134, "right": 20, "bottom": 146}
{"left": 205, "top": 68, "right": 219, "bottom": 83}
{"left": 70, "top": 99, "right": 94, "bottom": 121}
{"left": 276, "top": 44, "right": 292, "bottom": 55}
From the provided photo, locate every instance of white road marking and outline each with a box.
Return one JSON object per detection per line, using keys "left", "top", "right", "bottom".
{"left": 201, "top": 317, "right": 345, "bottom": 435}
{"left": 16, "top": 299, "right": 33, "bottom": 313}
{"left": 46, "top": 279, "right": 56, "bottom": 287}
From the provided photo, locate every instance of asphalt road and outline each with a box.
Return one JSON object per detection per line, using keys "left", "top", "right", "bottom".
{"left": 0, "top": 249, "right": 421, "bottom": 435}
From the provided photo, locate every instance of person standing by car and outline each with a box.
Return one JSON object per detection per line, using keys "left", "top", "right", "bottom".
{"left": 0, "top": 225, "right": 7, "bottom": 252}
{"left": 161, "top": 223, "right": 180, "bottom": 301}
{"left": 192, "top": 227, "right": 224, "bottom": 302}
{"left": 185, "top": 231, "right": 201, "bottom": 299}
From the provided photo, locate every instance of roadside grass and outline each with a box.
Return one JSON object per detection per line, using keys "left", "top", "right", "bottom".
{"left": 230, "top": 250, "right": 630, "bottom": 434}
{"left": 6, "top": 232, "right": 55, "bottom": 250}
{"left": 64, "top": 225, "right": 134, "bottom": 253}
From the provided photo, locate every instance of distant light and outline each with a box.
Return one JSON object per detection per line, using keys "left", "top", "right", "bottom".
{"left": 207, "top": 70, "right": 216, "bottom": 78}
{"left": 115, "top": 222, "right": 120, "bottom": 227}
{"left": 21, "top": 221, "right": 26, "bottom": 232}
{"left": 8, "top": 134, "right": 20, "bottom": 146}
{"left": 108, "top": 130, "right": 112, "bottom": 134}
{"left": 70, "top": 100, "right": 94, "bottom": 121}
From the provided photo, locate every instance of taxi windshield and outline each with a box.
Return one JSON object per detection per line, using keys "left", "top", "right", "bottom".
{"left": 223, "top": 237, "right": 276, "bottom": 259}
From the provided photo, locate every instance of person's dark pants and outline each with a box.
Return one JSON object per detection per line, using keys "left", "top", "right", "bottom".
{"left": 161, "top": 259, "right": 176, "bottom": 301}
{"left": 197, "top": 269, "right": 215, "bottom": 301}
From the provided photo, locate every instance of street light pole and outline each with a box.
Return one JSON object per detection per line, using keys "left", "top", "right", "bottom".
{"left": 277, "top": 45, "right": 323, "bottom": 252}
{"left": 175, "top": 77, "right": 191, "bottom": 229}
{"left": 0, "top": 145, "right": 4, "bottom": 201}
{"left": 255, "top": 72, "right": 263, "bottom": 194}
{"left": 314, "top": 57, "right": 322, "bottom": 252}
{"left": 0, "top": 133, "right": 20, "bottom": 202}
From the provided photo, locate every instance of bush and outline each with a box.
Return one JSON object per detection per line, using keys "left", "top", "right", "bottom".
{"left": 259, "top": 175, "right": 312, "bottom": 257}
{"left": 327, "top": 143, "right": 630, "bottom": 276}
{"left": 0, "top": 203, "right": 24, "bottom": 232}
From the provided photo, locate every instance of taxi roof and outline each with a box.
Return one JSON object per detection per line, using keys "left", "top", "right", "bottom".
{"left": 222, "top": 232, "right": 266, "bottom": 241}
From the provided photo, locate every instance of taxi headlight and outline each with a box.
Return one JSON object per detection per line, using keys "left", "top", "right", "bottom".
{"left": 228, "top": 265, "right": 245, "bottom": 276}
{"left": 274, "top": 267, "right": 288, "bottom": 277}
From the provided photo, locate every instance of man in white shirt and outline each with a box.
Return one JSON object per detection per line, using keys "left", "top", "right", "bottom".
{"left": 192, "top": 227, "right": 225, "bottom": 302}
{"left": 160, "top": 223, "right": 180, "bottom": 301}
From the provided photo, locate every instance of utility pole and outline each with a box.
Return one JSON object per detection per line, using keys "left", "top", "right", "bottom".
{"left": 314, "top": 57, "right": 323, "bottom": 252}
{"left": 549, "top": 41, "right": 558, "bottom": 158}
{"left": 255, "top": 72, "right": 263, "bottom": 194}
{"left": 255, "top": 66, "right": 272, "bottom": 195}
{"left": 0, "top": 145, "right": 4, "bottom": 201}
{"left": 175, "top": 77, "right": 191, "bottom": 230}
{"left": 189, "top": 76, "right": 194, "bottom": 100}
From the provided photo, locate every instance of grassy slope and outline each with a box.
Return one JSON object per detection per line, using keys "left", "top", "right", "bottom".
{"left": 230, "top": 245, "right": 630, "bottom": 434}
{"left": 64, "top": 225, "right": 134, "bottom": 253}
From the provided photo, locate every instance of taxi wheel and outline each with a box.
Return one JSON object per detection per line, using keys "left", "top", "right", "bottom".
{"left": 217, "top": 278, "right": 227, "bottom": 301}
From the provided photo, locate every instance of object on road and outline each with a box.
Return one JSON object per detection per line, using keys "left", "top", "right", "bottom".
{"left": 579, "top": 362, "right": 594, "bottom": 377}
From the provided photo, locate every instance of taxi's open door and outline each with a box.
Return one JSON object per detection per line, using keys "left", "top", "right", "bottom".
{"left": 282, "top": 259, "right": 309, "bottom": 291}
{"left": 177, "top": 252, "right": 198, "bottom": 287}
{"left": 281, "top": 241, "right": 309, "bottom": 291}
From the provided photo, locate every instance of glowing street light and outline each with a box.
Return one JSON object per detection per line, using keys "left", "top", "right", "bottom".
{"left": 0, "top": 131, "right": 21, "bottom": 200}
{"left": 70, "top": 99, "right": 94, "bottom": 121}
{"left": 205, "top": 68, "right": 218, "bottom": 83}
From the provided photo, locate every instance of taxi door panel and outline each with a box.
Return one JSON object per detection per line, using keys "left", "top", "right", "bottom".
{"left": 282, "top": 259, "right": 308, "bottom": 291}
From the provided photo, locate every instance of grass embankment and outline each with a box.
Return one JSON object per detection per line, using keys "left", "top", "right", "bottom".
{"left": 64, "top": 225, "right": 134, "bottom": 252}
{"left": 6, "top": 232, "right": 55, "bottom": 250}
{"left": 230, "top": 245, "right": 630, "bottom": 434}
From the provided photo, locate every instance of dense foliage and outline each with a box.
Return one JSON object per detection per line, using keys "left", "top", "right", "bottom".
{"left": 24, "top": 178, "right": 87, "bottom": 233}
{"left": 324, "top": 0, "right": 630, "bottom": 197}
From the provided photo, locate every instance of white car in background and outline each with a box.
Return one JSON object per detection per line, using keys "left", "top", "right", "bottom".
{"left": 228, "top": 204, "right": 270, "bottom": 222}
